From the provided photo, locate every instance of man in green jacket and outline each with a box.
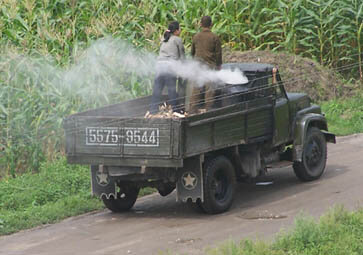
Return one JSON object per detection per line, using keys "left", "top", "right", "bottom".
{"left": 189, "top": 16, "right": 222, "bottom": 113}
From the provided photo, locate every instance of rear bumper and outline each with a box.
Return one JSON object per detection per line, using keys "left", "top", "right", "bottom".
{"left": 67, "top": 155, "right": 183, "bottom": 168}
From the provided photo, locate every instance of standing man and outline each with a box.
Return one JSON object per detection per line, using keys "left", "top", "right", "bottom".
{"left": 189, "top": 16, "right": 222, "bottom": 113}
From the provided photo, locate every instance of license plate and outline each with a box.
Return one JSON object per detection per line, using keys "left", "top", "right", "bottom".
{"left": 86, "top": 127, "right": 159, "bottom": 147}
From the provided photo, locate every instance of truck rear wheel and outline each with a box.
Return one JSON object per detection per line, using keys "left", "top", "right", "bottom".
{"left": 200, "top": 156, "right": 236, "bottom": 214}
{"left": 293, "top": 127, "right": 327, "bottom": 181}
{"left": 102, "top": 183, "right": 139, "bottom": 212}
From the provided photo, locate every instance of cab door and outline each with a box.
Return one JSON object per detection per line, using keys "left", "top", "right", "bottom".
{"left": 273, "top": 97, "right": 290, "bottom": 145}
{"left": 273, "top": 88, "right": 290, "bottom": 145}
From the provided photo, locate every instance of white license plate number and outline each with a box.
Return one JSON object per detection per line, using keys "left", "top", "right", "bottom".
{"left": 86, "top": 127, "right": 159, "bottom": 147}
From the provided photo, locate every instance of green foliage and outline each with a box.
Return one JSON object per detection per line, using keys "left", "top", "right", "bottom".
{"left": 322, "top": 93, "right": 363, "bottom": 135}
{"left": 0, "top": 158, "right": 89, "bottom": 210}
{"left": 0, "top": 194, "right": 102, "bottom": 236}
{"left": 0, "top": 0, "right": 361, "bottom": 74}
{"left": 274, "top": 207, "right": 363, "bottom": 255}
{"left": 0, "top": 157, "right": 103, "bottom": 235}
{"left": 0, "top": 157, "right": 156, "bottom": 235}
{"left": 139, "top": 187, "right": 156, "bottom": 197}
{"left": 207, "top": 206, "right": 363, "bottom": 255}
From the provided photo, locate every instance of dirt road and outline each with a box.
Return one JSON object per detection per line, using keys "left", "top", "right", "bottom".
{"left": 1, "top": 134, "right": 362, "bottom": 255}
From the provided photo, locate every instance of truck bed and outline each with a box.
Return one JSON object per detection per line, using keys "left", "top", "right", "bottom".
{"left": 64, "top": 95, "right": 274, "bottom": 167}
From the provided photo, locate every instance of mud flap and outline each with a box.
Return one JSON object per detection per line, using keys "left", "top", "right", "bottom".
{"left": 322, "top": 130, "right": 336, "bottom": 144}
{"left": 176, "top": 156, "right": 203, "bottom": 202}
{"left": 90, "top": 165, "right": 117, "bottom": 199}
{"left": 240, "top": 148, "right": 261, "bottom": 178}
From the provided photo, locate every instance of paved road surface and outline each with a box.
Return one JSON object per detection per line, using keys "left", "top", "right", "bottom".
{"left": 1, "top": 134, "right": 362, "bottom": 255}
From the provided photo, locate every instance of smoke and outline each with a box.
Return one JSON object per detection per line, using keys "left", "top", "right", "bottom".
{"left": 60, "top": 37, "right": 157, "bottom": 103}
{"left": 1, "top": 37, "right": 157, "bottom": 108}
{"left": 163, "top": 59, "right": 248, "bottom": 86}
{"left": 66, "top": 37, "right": 249, "bottom": 96}
{"left": 77, "top": 37, "right": 248, "bottom": 90}
{"left": 1, "top": 37, "right": 248, "bottom": 107}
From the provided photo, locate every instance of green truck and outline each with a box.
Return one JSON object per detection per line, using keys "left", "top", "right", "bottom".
{"left": 64, "top": 63, "right": 336, "bottom": 214}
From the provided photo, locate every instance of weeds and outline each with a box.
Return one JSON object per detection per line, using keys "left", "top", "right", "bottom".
{"left": 207, "top": 206, "right": 363, "bottom": 255}
{"left": 321, "top": 94, "right": 363, "bottom": 135}
{"left": 0, "top": 157, "right": 102, "bottom": 235}
{"left": 0, "top": 157, "right": 155, "bottom": 235}
{"left": 273, "top": 206, "right": 363, "bottom": 255}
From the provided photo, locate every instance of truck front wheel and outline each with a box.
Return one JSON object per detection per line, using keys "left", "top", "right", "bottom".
{"left": 102, "top": 183, "right": 139, "bottom": 212}
{"left": 200, "top": 156, "right": 236, "bottom": 214}
{"left": 293, "top": 127, "right": 327, "bottom": 181}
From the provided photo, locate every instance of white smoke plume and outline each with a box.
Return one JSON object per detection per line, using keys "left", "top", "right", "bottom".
{"left": 1, "top": 37, "right": 248, "bottom": 108}
{"left": 80, "top": 37, "right": 248, "bottom": 88}
{"left": 162, "top": 59, "right": 248, "bottom": 86}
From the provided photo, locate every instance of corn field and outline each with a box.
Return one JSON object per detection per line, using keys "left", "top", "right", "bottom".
{"left": 0, "top": 0, "right": 362, "bottom": 176}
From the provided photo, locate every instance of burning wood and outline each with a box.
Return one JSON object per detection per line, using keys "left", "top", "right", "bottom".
{"left": 144, "top": 103, "right": 188, "bottom": 119}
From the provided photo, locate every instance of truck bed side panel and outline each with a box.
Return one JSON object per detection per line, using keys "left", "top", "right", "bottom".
{"left": 215, "top": 115, "right": 246, "bottom": 145}
{"left": 247, "top": 108, "right": 273, "bottom": 138}
{"left": 184, "top": 97, "right": 274, "bottom": 156}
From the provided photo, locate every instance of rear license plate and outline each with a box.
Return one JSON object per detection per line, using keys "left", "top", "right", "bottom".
{"left": 86, "top": 127, "right": 159, "bottom": 147}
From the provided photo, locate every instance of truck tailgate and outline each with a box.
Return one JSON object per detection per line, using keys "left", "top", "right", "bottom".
{"left": 64, "top": 117, "right": 179, "bottom": 158}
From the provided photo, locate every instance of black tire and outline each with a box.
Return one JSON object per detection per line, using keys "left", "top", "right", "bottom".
{"left": 293, "top": 127, "right": 327, "bottom": 181}
{"left": 102, "top": 183, "right": 139, "bottom": 212}
{"left": 200, "top": 156, "right": 236, "bottom": 214}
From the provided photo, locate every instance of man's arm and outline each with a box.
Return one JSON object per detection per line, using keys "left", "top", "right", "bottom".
{"left": 215, "top": 36, "right": 222, "bottom": 69}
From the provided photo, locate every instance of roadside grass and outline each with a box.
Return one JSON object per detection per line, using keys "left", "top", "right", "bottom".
{"left": 0, "top": 158, "right": 154, "bottom": 235}
{"left": 0, "top": 158, "right": 101, "bottom": 235}
{"left": 207, "top": 206, "right": 363, "bottom": 255}
{"left": 321, "top": 93, "right": 363, "bottom": 136}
